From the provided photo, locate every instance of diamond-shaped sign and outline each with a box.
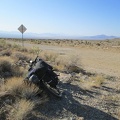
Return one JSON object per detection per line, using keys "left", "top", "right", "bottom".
{"left": 18, "top": 24, "right": 27, "bottom": 34}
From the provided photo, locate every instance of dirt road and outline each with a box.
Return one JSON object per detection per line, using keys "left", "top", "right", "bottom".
{"left": 7, "top": 40, "right": 120, "bottom": 77}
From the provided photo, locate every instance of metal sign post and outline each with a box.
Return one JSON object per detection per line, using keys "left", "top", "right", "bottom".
{"left": 18, "top": 24, "right": 27, "bottom": 48}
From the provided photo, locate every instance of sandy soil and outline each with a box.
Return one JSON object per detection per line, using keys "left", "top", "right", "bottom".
{"left": 1, "top": 40, "right": 120, "bottom": 120}
{"left": 6, "top": 40, "right": 120, "bottom": 78}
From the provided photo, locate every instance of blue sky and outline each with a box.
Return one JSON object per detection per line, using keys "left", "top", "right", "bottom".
{"left": 0, "top": 0, "right": 120, "bottom": 36}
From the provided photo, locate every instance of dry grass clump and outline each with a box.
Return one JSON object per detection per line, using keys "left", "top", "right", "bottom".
{"left": 0, "top": 77, "right": 23, "bottom": 96}
{"left": 53, "top": 56, "right": 69, "bottom": 71}
{"left": 12, "top": 52, "right": 30, "bottom": 62}
{"left": 89, "top": 75, "right": 105, "bottom": 87}
{"left": 0, "top": 50, "right": 12, "bottom": 56}
{"left": 28, "top": 46, "right": 42, "bottom": 55}
{"left": 0, "top": 40, "right": 12, "bottom": 51}
{"left": 0, "top": 40, "right": 11, "bottom": 52}
{"left": 11, "top": 43, "right": 28, "bottom": 52}
{"left": 5, "top": 99, "right": 34, "bottom": 120}
{"left": 53, "top": 54, "right": 82, "bottom": 73}
{"left": 0, "top": 77, "right": 48, "bottom": 120}
{"left": 40, "top": 50, "right": 59, "bottom": 62}
{"left": 0, "top": 57, "right": 14, "bottom": 77}
{"left": 20, "top": 83, "right": 41, "bottom": 100}
{"left": 80, "top": 75, "right": 105, "bottom": 90}
{"left": 0, "top": 57, "right": 23, "bottom": 78}
{"left": 0, "top": 77, "right": 40, "bottom": 99}
{"left": 0, "top": 40, "right": 27, "bottom": 52}
{"left": 0, "top": 58, "right": 13, "bottom": 73}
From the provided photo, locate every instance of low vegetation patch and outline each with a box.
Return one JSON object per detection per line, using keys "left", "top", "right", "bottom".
{"left": 80, "top": 75, "right": 105, "bottom": 90}
{"left": 0, "top": 77, "right": 48, "bottom": 120}
{"left": 0, "top": 57, "right": 23, "bottom": 78}
{"left": 0, "top": 50, "right": 12, "bottom": 56}
{"left": 0, "top": 39, "right": 119, "bottom": 119}
{"left": 40, "top": 50, "right": 59, "bottom": 62}
{"left": 0, "top": 77, "right": 43, "bottom": 99}
{"left": 0, "top": 99, "right": 35, "bottom": 120}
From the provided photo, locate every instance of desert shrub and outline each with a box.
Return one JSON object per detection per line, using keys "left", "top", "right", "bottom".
{"left": 40, "top": 51, "right": 58, "bottom": 62}
{"left": 54, "top": 54, "right": 82, "bottom": 73}
{"left": 96, "top": 43, "right": 101, "bottom": 46}
{"left": 118, "top": 41, "right": 120, "bottom": 46}
{"left": 53, "top": 56, "right": 68, "bottom": 71}
{"left": 0, "top": 77, "right": 47, "bottom": 120}
{"left": 0, "top": 77, "right": 45, "bottom": 100}
{"left": 0, "top": 77, "right": 47, "bottom": 115}
{"left": 0, "top": 39, "right": 6, "bottom": 46}
{"left": 10, "top": 43, "right": 28, "bottom": 52}
{"left": 12, "top": 43, "right": 21, "bottom": 50}
{"left": 90, "top": 75, "right": 105, "bottom": 87}
{"left": 5, "top": 99, "right": 34, "bottom": 120}
{"left": 0, "top": 59, "right": 13, "bottom": 78}
{"left": 0, "top": 47, "right": 3, "bottom": 51}
{"left": 12, "top": 52, "right": 30, "bottom": 62}
{"left": 0, "top": 77, "right": 22, "bottom": 95}
{"left": 0, "top": 40, "right": 12, "bottom": 51}
{"left": 66, "top": 65, "right": 85, "bottom": 73}
{"left": 29, "top": 46, "right": 42, "bottom": 55}
{"left": 0, "top": 58, "right": 23, "bottom": 78}
{"left": 80, "top": 75, "right": 105, "bottom": 90}
{"left": 0, "top": 60, "right": 12, "bottom": 73}
{"left": 19, "top": 47, "right": 28, "bottom": 52}
{"left": 0, "top": 50, "right": 12, "bottom": 56}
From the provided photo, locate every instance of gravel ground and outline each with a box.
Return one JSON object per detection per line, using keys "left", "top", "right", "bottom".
{"left": 5, "top": 40, "right": 120, "bottom": 120}
{"left": 30, "top": 73, "right": 120, "bottom": 120}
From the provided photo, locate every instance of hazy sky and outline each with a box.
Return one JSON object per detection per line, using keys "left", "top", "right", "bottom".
{"left": 0, "top": 0, "right": 120, "bottom": 36}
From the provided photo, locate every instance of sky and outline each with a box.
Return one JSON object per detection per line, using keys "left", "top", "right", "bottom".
{"left": 0, "top": 0, "right": 120, "bottom": 36}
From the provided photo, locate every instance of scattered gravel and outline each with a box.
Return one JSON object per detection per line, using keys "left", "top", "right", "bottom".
{"left": 30, "top": 72, "right": 120, "bottom": 120}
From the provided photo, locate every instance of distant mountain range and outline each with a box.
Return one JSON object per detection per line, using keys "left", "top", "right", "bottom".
{"left": 0, "top": 31, "right": 119, "bottom": 40}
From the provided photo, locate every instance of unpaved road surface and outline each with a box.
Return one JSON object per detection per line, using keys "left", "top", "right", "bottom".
{"left": 7, "top": 40, "right": 120, "bottom": 78}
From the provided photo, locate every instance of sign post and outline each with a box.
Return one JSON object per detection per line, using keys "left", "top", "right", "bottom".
{"left": 18, "top": 24, "right": 27, "bottom": 48}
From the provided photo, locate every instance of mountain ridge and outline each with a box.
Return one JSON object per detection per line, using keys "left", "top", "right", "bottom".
{"left": 0, "top": 31, "right": 119, "bottom": 40}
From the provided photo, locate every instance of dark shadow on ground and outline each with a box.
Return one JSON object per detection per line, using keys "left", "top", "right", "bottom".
{"left": 32, "top": 82, "right": 118, "bottom": 120}
{"left": 94, "top": 85, "right": 119, "bottom": 94}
